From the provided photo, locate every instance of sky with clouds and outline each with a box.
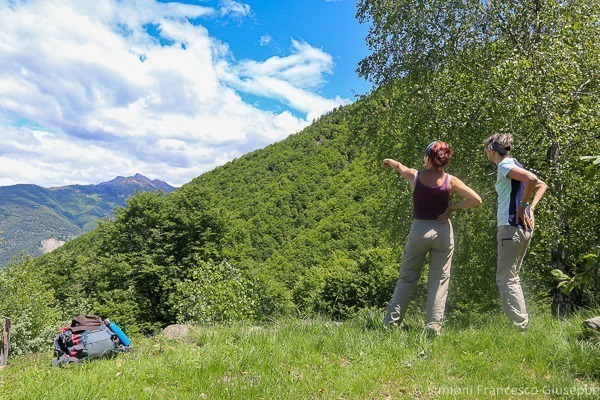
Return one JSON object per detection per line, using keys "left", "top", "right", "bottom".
{"left": 0, "top": 0, "right": 372, "bottom": 187}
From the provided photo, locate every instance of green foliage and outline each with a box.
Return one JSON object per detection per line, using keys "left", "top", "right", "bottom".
{"left": 174, "top": 259, "right": 269, "bottom": 324}
{"left": 293, "top": 248, "right": 398, "bottom": 319}
{"left": 17, "top": 188, "right": 232, "bottom": 336}
{"left": 552, "top": 252, "right": 599, "bottom": 299}
{"left": 77, "top": 189, "right": 229, "bottom": 332}
{"left": 0, "top": 259, "right": 60, "bottom": 356}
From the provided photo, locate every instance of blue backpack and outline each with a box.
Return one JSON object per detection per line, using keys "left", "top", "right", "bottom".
{"left": 51, "top": 315, "right": 126, "bottom": 367}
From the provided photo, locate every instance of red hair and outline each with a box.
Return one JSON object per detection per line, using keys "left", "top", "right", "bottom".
{"left": 427, "top": 141, "right": 453, "bottom": 167}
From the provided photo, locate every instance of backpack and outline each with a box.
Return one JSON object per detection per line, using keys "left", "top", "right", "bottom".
{"left": 51, "top": 315, "right": 125, "bottom": 367}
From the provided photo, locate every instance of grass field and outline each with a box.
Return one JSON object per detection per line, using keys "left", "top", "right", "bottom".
{"left": 1, "top": 309, "right": 598, "bottom": 399}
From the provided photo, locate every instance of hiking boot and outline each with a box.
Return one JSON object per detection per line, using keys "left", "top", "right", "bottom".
{"left": 423, "top": 327, "right": 441, "bottom": 338}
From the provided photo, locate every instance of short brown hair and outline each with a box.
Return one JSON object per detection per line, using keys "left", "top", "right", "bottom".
{"left": 427, "top": 141, "right": 453, "bottom": 167}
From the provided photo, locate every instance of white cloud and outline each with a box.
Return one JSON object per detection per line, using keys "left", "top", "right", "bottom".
{"left": 0, "top": 0, "right": 349, "bottom": 187}
{"left": 222, "top": 39, "right": 337, "bottom": 91}
{"left": 259, "top": 33, "right": 272, "bottom": 47}
{"left": 219, "top": 0, "right": 251, "bottom": 20}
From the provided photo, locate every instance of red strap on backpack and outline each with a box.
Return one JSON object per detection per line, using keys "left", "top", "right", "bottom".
{"left": 69, "top": 332, "right": 81, "bottom": 357}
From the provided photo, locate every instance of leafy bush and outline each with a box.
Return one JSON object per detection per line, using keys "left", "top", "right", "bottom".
{"left": 293, "top": 248, "right": 398, "bottom": 319}
{"left": 0, "top": 259, "right": 60, "bottom": 356}
{"left": 174, "top": 259, "right": 270, "bottom": 324}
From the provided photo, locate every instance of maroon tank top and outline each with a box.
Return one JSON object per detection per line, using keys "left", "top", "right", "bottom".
{"left": 412, "top": 172, "right": 451, "bottom": 220}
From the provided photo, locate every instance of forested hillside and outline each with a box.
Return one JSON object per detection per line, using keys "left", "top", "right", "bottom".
{"left": 1, "top": 0, "right": 598, "bottom": 357}
{"left": 4, "top": 103, "right": 405, "bottom": 339}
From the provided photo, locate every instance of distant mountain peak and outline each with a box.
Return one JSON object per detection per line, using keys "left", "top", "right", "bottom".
{"left": 0, "top": 172, "right": 177, "bottom": 265}
{"left": 132, "top": 173, "right": 152, "bottom": 184}
{"left": 98, "top": 174, "right": 176, "bottom": 191}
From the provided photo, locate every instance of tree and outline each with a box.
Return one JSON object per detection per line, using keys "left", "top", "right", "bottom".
{"left": 356, "top": 0, "right": 600, "bottom": 315}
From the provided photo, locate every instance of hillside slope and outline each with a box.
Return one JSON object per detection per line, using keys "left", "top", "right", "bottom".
{"left": 25, "top": 102, "right": 408, "bottom": 330}
{"left": 189, "top": 105, "right": 390, "bottom": 277}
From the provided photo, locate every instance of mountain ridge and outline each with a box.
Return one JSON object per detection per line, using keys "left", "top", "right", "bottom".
{"left": 0, "top": 174, "right": 177, "bottom": 266}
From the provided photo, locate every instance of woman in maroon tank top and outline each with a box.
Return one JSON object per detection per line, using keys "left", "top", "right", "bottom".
{"left": 382, "top": 141, "right": 482, "bottom": 334}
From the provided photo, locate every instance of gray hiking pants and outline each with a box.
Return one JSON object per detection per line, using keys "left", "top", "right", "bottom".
{"left": 384, "top": 219, "right": 454, "bottom": 332}
{"left": 497, "top": 225, "right": 533, "bottom": 329}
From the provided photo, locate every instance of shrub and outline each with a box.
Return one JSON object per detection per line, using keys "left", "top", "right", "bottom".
{"left": 293, "top": 248, "right": 398, "bottom": 319}
{"left": 174, "top": 260, "right": 269, "bottom": 324}
{"left": 0, "top": 259, "right": 60, "bottom": 356}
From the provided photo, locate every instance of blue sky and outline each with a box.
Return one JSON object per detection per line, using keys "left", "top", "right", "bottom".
{"left": 200, "top": 0, "right": 371, "bottom": 100}
{"left": 0, "top": 0, "right": 372, "bottom": 187}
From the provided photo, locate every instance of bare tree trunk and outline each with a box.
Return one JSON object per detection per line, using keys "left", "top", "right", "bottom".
{"left": 547, "top": 143, "right": 573, "bottom": 318}
{"left": 551, "top": 245, "right": 572, "bottom": 318}
{"left": 1, "top": 318, "right": 12, "bottom": 367}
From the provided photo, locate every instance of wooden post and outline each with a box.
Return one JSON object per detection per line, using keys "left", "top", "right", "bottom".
{"left": 0, "top": 318, "right": 12, "bottom": 367}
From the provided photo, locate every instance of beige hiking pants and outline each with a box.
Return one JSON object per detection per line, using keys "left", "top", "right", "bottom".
{"left": 384, "top": 219, "right": 454, "bottom": 332}
{"left": 496, "top": 225, "right": 533, "bottom": 329}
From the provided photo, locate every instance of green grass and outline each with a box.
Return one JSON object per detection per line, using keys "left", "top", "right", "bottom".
{"left": 1, "top": 309, "right": 599, "bottom": 399}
